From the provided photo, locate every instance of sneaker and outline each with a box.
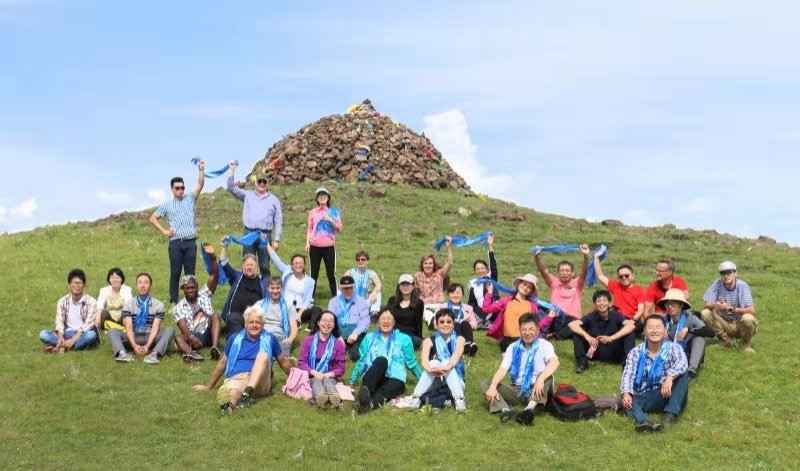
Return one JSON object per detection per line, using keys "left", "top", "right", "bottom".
{"left": 741, "top": 344, "right": 755, "bottom": 354}
{"left": 329, "top": 391, "right": 341, "bottom": 409}
{"left": 635, "top": 421, "right": 663, "bottom": 433}
{"left": 468, "top": 342, "right": 479, "bottom": 357}
{"left": 575, "top": 359, "right": 589, "bottom": 374}
{"left": 662, "top": 412, "right": 678, "bottom": 426}
{"left": 115, "top": 351, "right": 133, "bottom": 363}
{"left": 220, "top": 403, "right": 233, "bottom": 416}
{"left": 143, "top": 352, "right": 160, "bottom": 364}
{"left": 499, "top": 409, "right": 518, "bottom": 423}
{"left": 687, "top": 370, "right": 697, "bottom": 380}
{"left": 357, "top": 386, "right": 372, "bottom": 414}
{"left": 237, "top": 392, "right": 253, "bottom": 408}
{"left": 209, "top": 346, "right": 221, "bottom": 360}
{"left": 408, "top": 396, "right": 422, "bottom": 411}
{"left": 454, "top": 397, "right": 467, "bottom": 413}
{"left": 516, "top": 408, "right": 534, "bottom": 426}
{"left": 182, "top": 351, "right": 204, "bottom": 363}
{"left": 315, "top": 391, "right": 329, "bottom": 409}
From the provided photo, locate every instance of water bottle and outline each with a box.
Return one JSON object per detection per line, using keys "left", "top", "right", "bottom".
{"left": 586, "top": 346, "right": 597, "bottom": 359}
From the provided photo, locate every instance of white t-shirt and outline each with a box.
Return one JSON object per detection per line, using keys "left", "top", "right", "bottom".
{"left": 66, "top": 299, "right": 84, "bottom": 331}
{"left": 500, "top": 339, "right": 556, "bottom": 386}
{"left": 284, "top": 275, "right": 306, "bottom": 309}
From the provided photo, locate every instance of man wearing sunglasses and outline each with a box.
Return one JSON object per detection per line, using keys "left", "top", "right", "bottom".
{"left": 226, "top": 161, "right": 283, "bottom": 277}
{"left": 700, "top": 261, "right": 757, "bottom": 353}
{"left": 149, "top": 163, "right": 205, "bottom": 305}
{"left": 592, "top": 249, "right": 646, "bottom": 328}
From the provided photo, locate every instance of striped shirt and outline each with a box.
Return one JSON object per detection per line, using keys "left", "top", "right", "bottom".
{"left": 155, "top": 193, "right": 197, "bottom": 239}
{"left": 122, "top": 296, "right": 166, "bottom": 335}
{"left": 702, "top": 278, "right": 754, "bottom": 321}
{"left": 621, "top": 341, "right": 687, "bottom": 394}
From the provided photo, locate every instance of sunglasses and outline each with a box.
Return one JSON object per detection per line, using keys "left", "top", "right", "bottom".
{"left": 618, "top": 274, "right": 631, "bottom": 279}
{"left": 357, "top": 258, "right": 368, "bottom": 262}
{"left": 173, "top": 186, "right": 185, "bottom": 190}
{"left": 257, "top": 179, "right": 267, "bottom": 184}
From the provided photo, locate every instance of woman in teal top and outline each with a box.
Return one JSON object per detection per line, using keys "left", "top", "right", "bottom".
{"left": 349, "top": 308, "right": 422, "bottom": 414}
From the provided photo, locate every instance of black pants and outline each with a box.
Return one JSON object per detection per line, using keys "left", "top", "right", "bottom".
{"left": 309, "top": 245, "right": 337, "bottom": 299}
{"left": 226, "top": 311, "right": 245, "bottom": 336}
{"left": 345, "top": 333, "right": 366, "bottom": 361}
{"left": 360, "top": 357, "right": 405, "bottom": 408}
{"left": 168, "top": 238, "right": 197, "bottom": 304}
{"left": 500, "top": 336, "right": 519, "bottom": 352}
{"left": 572, "top": 332, "right": 635, "bottom": 363}
{"left": 301, "top": 307, "right": 323, "bottom": 330}
{"left": 454, "top": 321, "right": 474, "bottom": 343}
{"left": 546, "top": 316, "right": 576, "bottom": 340}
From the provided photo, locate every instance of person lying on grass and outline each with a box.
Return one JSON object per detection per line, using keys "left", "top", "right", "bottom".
{"left": 349, "top": 309, "right": 422, "bottom": 414}
{"left": 193, "top": 305, "right": 293, "bottom": 415}
{"left": 481, "top": 312, "right": 559, "bottom": 426}
{"left": 173, "top": 243, "right": 222, "bottom": 363}
{"left": 408, "top": 308, "right": 467, "bottom": 412}
{"left": 40, "top": 268, "right": 99, "bottom": 353}
{"left": 298, "top": 311, "right": 347, "bottom": 409}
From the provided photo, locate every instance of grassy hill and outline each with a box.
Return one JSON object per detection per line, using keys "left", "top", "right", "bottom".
{"left": 1, "top": 182, "right": 798, "bottom": 469}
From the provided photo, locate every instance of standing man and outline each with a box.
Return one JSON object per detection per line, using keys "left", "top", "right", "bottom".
{"left": 226, "top": 162, "right": 282, "bottom": 276}
{"left": 533, "top": 244, "right": 591, "bottom": 338}
{"left": 643, "top": 259, "right": 689, "bottom": 316}
{"left": 700, "top": 261, "right": 757, "bottom": 353}
{"left": 149, "top": 162, "right": 205, "bottom": 305}
{"left": 39, "top": 268, "right": 99, "bottom": 353}
{"left": 592, "top": 248, "right": 646, "bottom": 325}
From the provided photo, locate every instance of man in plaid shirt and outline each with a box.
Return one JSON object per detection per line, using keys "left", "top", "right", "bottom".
{"left": 173, "top": 243, "right": 222, "bottom": 362}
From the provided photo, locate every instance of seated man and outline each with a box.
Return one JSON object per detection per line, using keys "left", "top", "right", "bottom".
{"left": 173, "top": 244, "right": 222, "bottom": 362}
{"left": 343, "top": 250, "right": 383, "bottom": 318}
{"left": 643, "top": 258, "right": 689, "bottom": 316}
{"left": 621, "top": 315, "right": 689, "bottom": 432}
{"left": 220, "top": 239, "right": 269, "bottom": 336}
{"left": 569, "top": 290, "right": 636, "bottom": 373}
{"left": 659, "top": 289, "right": 707, "bottom": 379}
{"left": 533, "top": 244, "right": 591, "bottom": 338}
{"left": 193, "top": 305, "right": 293, "bottom": 414}
{"left": 327, "top": 275, "right": 370, "bottom": 361}
{"left": 255, "top": 276, "right": 299, "bottom": 357}
{"left": 40, "top": 268, "right": 99, "bottom": 353}
{"left": 700, "top": 261, "right": 757, "bottom": 353}
{"left": 109, "top": 273, "right": 175, "bottom": 364}
{"left": 481, "top": 313, "right": 560, "bottom": 426}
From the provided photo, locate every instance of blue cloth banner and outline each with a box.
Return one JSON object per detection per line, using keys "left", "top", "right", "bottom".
{"left": 479, "top": 277, "right": 565, "bottom": 319}
{"left": 190, "top": 157, "right": 237, "bottom": 178}
{"left": 201, "top": 242, "right": 228, "bottom": 286}
{"left": 222, "top": 231, "right": 269, "bottom": 250}
{"left": 530, "top": 243, "right": 607, "bottom": 287}
{"left": 358, "top": 163, "right": 374, "bottom": 181}
{"left": 316, "top": 207, "right": 341, "bottom": 237}
{"left": 433, "top": 231, "right": 493, "bottom": 252}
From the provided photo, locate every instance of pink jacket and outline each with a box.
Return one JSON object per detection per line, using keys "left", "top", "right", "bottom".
{"left": 483, "top": 293, "right": 551, "bottom": 340}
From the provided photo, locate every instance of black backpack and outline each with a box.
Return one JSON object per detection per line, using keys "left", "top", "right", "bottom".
{"left": 419, "top": 377, "right": 453, "bottom": 408}
{"left": 549, "top": 383, "right": 598, "bottom": 421}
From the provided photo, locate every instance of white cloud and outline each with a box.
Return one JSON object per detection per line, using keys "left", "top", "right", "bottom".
{"left": 146, "top": 188, "right": 166, "bottom": 204}
{"left": 9, "top": 198, "right": 37, "bottom": 218}
{"left": 96, "top": 190, "right": 133, "bottom": 205}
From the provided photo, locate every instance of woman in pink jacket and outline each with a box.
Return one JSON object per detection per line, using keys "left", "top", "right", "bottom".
{"left": 484, "top": 274, "right": 551, "bottom": 351}
{"left": 305, "top": 187, "right": 342, "bottom": 300}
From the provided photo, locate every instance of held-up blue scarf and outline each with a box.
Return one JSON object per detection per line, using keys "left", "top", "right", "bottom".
{"left": 134, "top": 295, "right": 151, "bottom": 333}
{"left": 261, "top": 296, "right": 290, "bottom": 337}
{"left": 529, "top": 244, "right": 607, "bottom": 287}
{"left": 352, "top": 268, "right": 371, "bottom": 298}
{"left": 225, "top": 329, "right": 272, "bottom": 378}
{"left": 433, "top": 231, "right": 493, "bottom": 252}
{"left": 447, "top": 301, "right": 464, "bottom": 322}
{"left": 480, "top": 278, "right": 565, "bottom": 320}
{"left": 633, "top": 341, "right": 672, "bottom": 392}
{"left": 336, "top": 294, "right": 354, "bottom": 325}
{"left": 315, "top": 207, "right": 341, "bottom": 237}
{"left": 434, "top": 332, "right": 464, "bottom": 380}
{"left": 309, "top": 333, "right": 336, "bottom": 373}
{"left": 201, "top": 241, "right": 228, "bottom": 286}
{"left": 190, "top": 157, "right": 237, "bottom": 178}
{"left": 222, "top": 231, "right": 269, "bottom": 250}
{"left": 509, "top": 338, "right": 540, "bottom": 399}
{"left": 666, "top": 312, "right": 689, "bottom": 348}
{"left": 358, "top": 163, "right": 374, "bottom": 181}
{"left": 364, "top": 330, "right": 396, "bottom": 372}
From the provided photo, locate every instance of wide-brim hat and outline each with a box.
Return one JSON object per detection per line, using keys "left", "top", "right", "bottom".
{"left": 657, "top": 288, "right": 692, "bottom": 311}
{"left": 512, "top": 273, "right": 539, "bottom": 293}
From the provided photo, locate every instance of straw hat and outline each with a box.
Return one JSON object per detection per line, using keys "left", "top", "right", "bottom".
{"left": 656, "top": 288, "right": 692, "bottom": 311}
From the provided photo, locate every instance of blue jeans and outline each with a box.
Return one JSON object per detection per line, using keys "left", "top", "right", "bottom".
{"left": 242, "top": 229, "right": 271, "bottom": 276}
{"left": 413, "top": 360, "right": 465, "bottom": 398}
{"left": 168, "top": 238, "right": 197, "bottom": 304}
{"left": 39, "top": 329, "right": 99, "bottom": 350}
{"left": 628, "top": 373, "right": 689, "bottom": 424}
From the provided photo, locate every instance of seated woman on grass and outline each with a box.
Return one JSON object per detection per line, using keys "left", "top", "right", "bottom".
{"left": 298, "top": 311, "right": 347, "bottom": 409}
{"left": 349, "top": 309, "right": 422, "bottom": 414}
{"left": 414, "top": 237, "right": 454, "bottom": 327}
{"left": 386, "top": 274, "right": 425, "bottom": 349}
{"left": 408, "top": 308, "right": 467, "bottom": 412}
{"left": 94, "top": 267, "right": 132, "bottom": 332}
{"left": 484, "top": 274, "right": 543, "bottom": 352}
{"left": 467, "top": 234, "right": 498, "bottom": 327}
{"left": 430, "top": 283, "right": 479, "bottom": 356}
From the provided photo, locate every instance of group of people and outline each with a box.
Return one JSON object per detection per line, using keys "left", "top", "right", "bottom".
{"left": 39, "top": 165, "right": 759, "bottom": 432}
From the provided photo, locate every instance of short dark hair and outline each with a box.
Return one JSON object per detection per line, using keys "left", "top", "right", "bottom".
{"left": 136, "top": 272, "right": 152, "bottom": 284}
{"left": 557, "top": 261, "right": 574, "bottom": 272}
{"left": 657, "top": 259, "right": 675, "bottom": 273}
{"left": 290, "top": 254, "right": 306, "bottom": 265}
{"left": 355, "top": 250, "right": 369, "bottom": 261}
{"left": 376, "top": 308, "right": 395, "bottom": 322}
{"left": 592, "top": 289, "right": 613, "bottom": 303}
{"left": 67, "top": 268, "right": 86, "bottom": 285}
{"left": 446, "top": 283, "right": 464, "bottom": 294}
{"left": 268, "top": 276, "right": 283, "bottom": 286}
{"left": 312, "top": 310, "right": 341, "bottom": 338}
{"left": 435, "top": 308, "right": 455, "bottom": 323}
{"left": 170, "top": 177, "right": 184, "bottom": 188}
{"left": 644, "top": 314, "right": 667, "bottom": 327}
{"left": 473, "top": 259, "right": 488, "bottom": 271}
{"left": 616, "top": 264, "right": 634, "bottom": 274}
{"left": 518, "top": 312, "right": 541, "bottom": 327}
{"left": 106, "top": 267, "right": 125, "bottom": 285}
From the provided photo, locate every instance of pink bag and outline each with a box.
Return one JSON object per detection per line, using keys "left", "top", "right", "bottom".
{"left": 281, "top": 367, "right": 312, "bottom": 400}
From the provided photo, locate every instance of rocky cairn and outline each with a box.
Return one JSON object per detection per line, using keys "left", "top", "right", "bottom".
{"left": 246, "top": 100, "right": 472, "bottom": 193}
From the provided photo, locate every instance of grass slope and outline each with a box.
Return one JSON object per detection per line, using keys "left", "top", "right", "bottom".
{"left": 1, "top": 182, "right": 798, "bottom": 470}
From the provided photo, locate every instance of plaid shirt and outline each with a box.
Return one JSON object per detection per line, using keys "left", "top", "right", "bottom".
{"left": 54, "top": 294, "right": 97, "bottom": 334}
{"left": 173, "top": 285, "right": 215, "bottom": 334}
{"left": 621, "top": 341, "right": 687, "bottom": 394}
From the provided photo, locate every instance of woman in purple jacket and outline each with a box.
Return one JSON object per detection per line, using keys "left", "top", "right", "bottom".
{"left": 298, "top": 311, "right": 347, "bottom": 408}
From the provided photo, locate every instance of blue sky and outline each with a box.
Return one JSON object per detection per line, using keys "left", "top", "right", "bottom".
{"left": 2, "top": 0, "right": 799, "bottom": 246}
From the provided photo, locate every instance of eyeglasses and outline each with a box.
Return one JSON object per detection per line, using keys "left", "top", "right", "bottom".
{"left": 655, "top": 269, "right": 670, "bottom": 274}
{"left": 618, "top": 274, "right": 631, "bottom": 279}
{"left": 719, "top": 270, "right": 734, "bottom": 276}
{"left": 173, "top": 186, "right": 185, "bottom": 190}
{"left": 356, "top": 258, "right": 368, "bottom": 262}
{"left": 257, "top": 179, "right": 267, "bottom": 184}
{"left": 341, "top": 285, "right": 354, "bottom": 290}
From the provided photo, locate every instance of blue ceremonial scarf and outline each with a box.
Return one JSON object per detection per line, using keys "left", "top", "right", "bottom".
{"left": 666, "top": 312, "right": 689, "bottom": 349}
{"left": 364, "top": 330, "right": 396, "bottom": 372}
{"left": 447, "top": 301, "right": 464, "bottom": 322}
{"left": 509, "top": 338, "right": 539, "bottom": 399}
{"left": 134, "top": 295, "right": 151, "bottom": 332}
{"left": 190, "top": 157, "right": 236, "bottom": 178}
{"left": 309, "top": 332, "right": 336, "bottom": 373}
{"left": 336, "top": 294, "right": 354, "bottom": 325}
{"left": 201, "top": 242, "right": 228, "bottom": 286}
{"left": 358, "top": 163, "right": 374, "bottom": 181}
{"left": 529, "top": 244, "right": 606, "bottom": 287}
{"left": 634, "top": 341, "right": 671, "bottom": 392}
{"left": 433, "top": 231, "right": 493, "bottom": 252}
{"left": 315, "top": 207, "right": 341, "bottom": 237}
{"left": 225, "top": 329, "right": 272, "bottom": 378}
{"left": 261, "top": 296, "right": 291, "bottom": 337}
{"left": 222, "top": 231, "right": 269, "bottom": 250}
{"left": 352, "top": 268, "right": 371, "bottom": 298}
{"left": 434, "top": 332, "right": 464, "bottom": 380}
{"left": 480, "top": 278, "right": 565, "bottom": 320}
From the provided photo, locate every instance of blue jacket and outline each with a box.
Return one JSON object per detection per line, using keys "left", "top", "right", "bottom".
{"left": 220, "top": 260, "right": 269, "bottom": 321}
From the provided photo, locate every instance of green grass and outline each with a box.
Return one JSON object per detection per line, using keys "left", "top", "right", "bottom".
{"left": 1, "top": 182, "right": 799, "bottom": 470}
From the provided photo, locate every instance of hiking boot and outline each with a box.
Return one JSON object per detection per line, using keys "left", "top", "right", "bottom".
{"left": 575, "top": 359, "right": 589, "bottom": 374}
{"left": 662, "top": 413, "right": 678, "bottom": 426}
{"left": 115, "top": 351, "right": 133, "bottom": 363}
{"left": 687, "top": 370, "right": 697, "bottom": 380}
{"left": 408, "top": 396, "right": 422, "bottom": 411}
{"left": 315, "top": 391, "right": 329, "bottom": 409}
{"left": 357, "top": 386, "right": 372, "bottom": 414}
{"left": 329, "top": 391, "right": 341, "bottom": 409}
{"left": 143, "top": 352, "right": 160, "bottom": 364}
{"left": 468, "top": 342, "right": 479, "bottom": 357}
{"left": 499, "top": 409, "right": 519, "bottom": 423}
{"left": 454, "top": 397, "right": 467, "bottom": 413}
{"left": 635, "top": 421, "right": 663, "bottom": 433}
{"left": 516, "top": 408, "right": 534, "bottom": 426}
{"left": 182, "top": 351, "right": 204, "bottom": 363}
{"left": 237, "top": 392, "right": 253, "bottom": 408}
{"left": 209, "top": 346, "right": 221, "bottom": 360}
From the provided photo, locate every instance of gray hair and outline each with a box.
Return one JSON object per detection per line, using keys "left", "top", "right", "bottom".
{"left": 244, "top": 304, "right": 265, "bottom": 322}
{"left": 242, "top": 254, "right": 258, "bottom": 264}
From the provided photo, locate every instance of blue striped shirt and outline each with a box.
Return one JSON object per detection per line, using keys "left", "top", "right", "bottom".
{"left": 702, "top": 279, "right": 754, "bottom": 309}
{"left": 155, "top": 193, "right": 197, "bottom": 239}
{"left": 621, "top": 341, "right": 687, "bottom": 394}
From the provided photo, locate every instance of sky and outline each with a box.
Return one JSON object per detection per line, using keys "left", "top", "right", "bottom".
{"left": 1, "top": 0, "right": 799, "bottom": 246}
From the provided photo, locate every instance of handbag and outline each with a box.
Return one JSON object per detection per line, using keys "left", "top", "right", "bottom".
{"left": 281, "top": 367, "right": 312, "bottom": 400}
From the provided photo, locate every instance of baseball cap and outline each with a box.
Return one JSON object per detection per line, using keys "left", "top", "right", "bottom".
{"left": 398, "top": 274, "right": 414, "bottom": 284}
{"left": 718, "top": 260, "right": 737, "bottom": 272}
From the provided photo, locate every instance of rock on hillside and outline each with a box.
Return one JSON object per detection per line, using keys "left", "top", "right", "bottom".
{"left": 246, "top": 100, "right": 472, "bottom": 193}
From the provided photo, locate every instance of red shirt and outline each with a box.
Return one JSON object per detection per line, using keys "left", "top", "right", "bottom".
{"left": 645, "top": 276, "right": 689, "bottom": 313}
{"left": 607, "top": 280, "right": 646, "bottom": 319}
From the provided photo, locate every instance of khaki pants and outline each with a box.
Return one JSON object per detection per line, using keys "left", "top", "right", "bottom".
{"left": 700, "top": 309, "right": 758, "bottom": 343}
{"left": 480, "top": 377, "right": 553, "bottom": 414}
{"left": 216, "top": 363, "right": 272, "bottom": 406}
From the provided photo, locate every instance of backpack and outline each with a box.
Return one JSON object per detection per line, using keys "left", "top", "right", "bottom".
{"left": 549, "top": 383, "right": 597, "bottom": 421}
{"left": 419, "top": 377, "right": 453, "bottom": 409}
{"left": 281, "top": 367, "right": 312, "bottom": 400}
